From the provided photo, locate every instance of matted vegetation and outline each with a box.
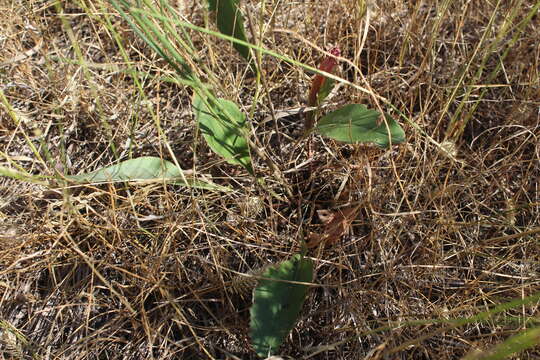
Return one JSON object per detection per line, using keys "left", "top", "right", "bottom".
{"left": 1, "top": 0, "right": 539, "bottom": 359}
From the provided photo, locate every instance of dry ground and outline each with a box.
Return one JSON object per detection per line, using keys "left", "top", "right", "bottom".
{"left": 1, "top": 0, "right": 539, "bottom": 359}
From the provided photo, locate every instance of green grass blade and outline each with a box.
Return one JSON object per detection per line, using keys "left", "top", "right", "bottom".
{"left": 129, "top": 8, "right": 380, "bottom": 101}
{"left": 109, "top": 0, "right": 195, "bottom": 83}
{"left": 463, "top": 327, "right": 540, "bottom": 360}
{"left": 0, "top": 165, "right": 48, "bottom": 186}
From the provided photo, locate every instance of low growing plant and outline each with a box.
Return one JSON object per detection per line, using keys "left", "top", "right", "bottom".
{"left": 68, "top": 0, "right": 408, "bottom": 357}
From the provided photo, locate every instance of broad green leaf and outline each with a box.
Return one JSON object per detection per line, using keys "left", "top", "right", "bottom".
{"left": 316, "top": 104, "right": 405, "bottom": 148}
{"left": 67, "top": 156, "right": 229, "bottom": 191}
{"left": 207, "top": 0, "right": 253, "bottom": 65}
{"left": 192, "top": 94, "right": 253, "bottom": 174}
{"left": 250, "top": 254, "right": 313, "bottom": 357}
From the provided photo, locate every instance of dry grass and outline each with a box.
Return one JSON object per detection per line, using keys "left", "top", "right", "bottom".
{"left": 1, "top": 0, "right": 539, "bottom": 359}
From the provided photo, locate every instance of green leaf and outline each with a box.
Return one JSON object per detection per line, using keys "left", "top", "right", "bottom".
{"left": 316, "top": 78, "right": 335, "bottom": 105}
{"left": 250, "top": 254, "right": 313, "bottom": 357}
{"left": 208, "top": 0, "right": 253, "bottom": 65}
{"left": 207, "top": 0, "right": 218, "bottom": 11}
{"left": 193, "top": 94, "right": 253, "bottom": 174}
{"left": 316, "top": 104, "right": 406, "bottom": 148}
{"left": 66, "top": 156, "right": 229, "bottom": 191}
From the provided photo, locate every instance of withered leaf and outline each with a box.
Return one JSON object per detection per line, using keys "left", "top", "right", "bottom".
{"left": 307, "top": 204, "right": 361, "bottom": 248}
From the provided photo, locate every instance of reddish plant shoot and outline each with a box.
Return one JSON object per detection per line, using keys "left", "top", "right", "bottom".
{"left": 305, "top": 47, "right": 340, "bottom": 131}
{"left": 308, "top": 47, "right": 340, "bottom": 107}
